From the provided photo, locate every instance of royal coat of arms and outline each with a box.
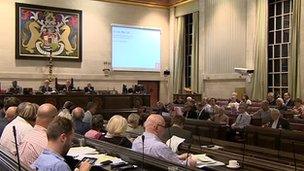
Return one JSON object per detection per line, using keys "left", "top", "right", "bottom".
{"left": 16, "top": 3, "right": 82, "bottom": 61}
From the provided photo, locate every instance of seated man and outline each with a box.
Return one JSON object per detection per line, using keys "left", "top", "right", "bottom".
{"left": 7, "top": 80, "right": 22, "bottom": 94}
{"left": 20, "top": 103, "right": 57, "bottom": 167}
{"left": 0, "top": 107, "right": 17, "bottom": 137}
{"left": 163, "top": 115, "right": 192, "bottom": 143}
{"left": 132, "top": 114, "right": 197, "bottom": 167}
{"left": 155, "top": 101, "right": 168, "bottom": 115}
{"left": 72, "top": 107, "right": 90, "bottom": 135}
{"left": 251, "top": 100, "right": 272, "bottom": 125}
{"left": 283, "top": 92, "right": 295, "bottom": 109}
{"left": 276, "top": 98, "right": 287, "bottom": 113}
{"left": 84, "top": 83, "right": 95, "bottom": 94}
{"left": 183, "top": 103, "right": 197, "bottom": 119}
{"left": 266, "top": 92, "right": 277, "bottom": 107}
{"left": 268, "top": 109, "right": 290, "bottom": 130}
{"left": 209, "top": 106, "right": 229, "bottom": 125}
{"left": 39, "top": 80, "right": 53, "bottom": 94}
{"left": 196, "top": 99, "right": 212, "bottom": 120}
{"left": 231, "top": 103, "right": 251, "bottom": 129}
{"left": 31, "top": 116, "right": 92, "bottom": 171}
{"left": 5, "top": 106, "right": 17, "bottom": 123}
{"left": 83, "top": 102, "right": 97, "bottom": 126}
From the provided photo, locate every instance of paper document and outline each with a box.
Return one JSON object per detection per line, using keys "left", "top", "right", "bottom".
{"left": 166, "top": 135, "right": 185, "bottom": 153}
{"left": 201, "top": 145, "right": 223, "bottom": 150}
{"left": 194, "top": 154, "right": 225, "bottom": 168}
{"left": 67, "top": 146, "right": 98, "bottom": 157}
{"left": 76, "top": 154, "right": 123, "bottom": 165}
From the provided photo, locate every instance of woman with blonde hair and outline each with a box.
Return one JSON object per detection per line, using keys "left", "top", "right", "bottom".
{"left": 103, "top": 115, "right": 132, "bottom": 148}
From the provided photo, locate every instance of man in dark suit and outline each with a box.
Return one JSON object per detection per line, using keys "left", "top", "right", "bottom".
{"left": 183, "top": 104, "right": 197, "bottom": 119}
{"left": 283, "top": 92, "right": 295, "bottom": 109}
{"left": 39, "top": 80, "right": 53, "bottom": 94}
{"left": 7, "top": 81, "right": 22, "bottom": 94}
{"left": 196, "top": 101, "right": 212, "bottom": 120}
{"left": 72, "top": 107, "right": 90, "bottom": 135}
{"left": 163, "top": 115, "right": 192, "bottom": 143}
{"left": 84, "top": 83, "right": 95, "bottom": 94}
{"left": 269, "top": 108, "right": 290, "bottom": 130}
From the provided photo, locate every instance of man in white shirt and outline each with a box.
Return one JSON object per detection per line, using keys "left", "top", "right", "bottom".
{"left": 83, "top": 102, "right": 97, "bottom": 126}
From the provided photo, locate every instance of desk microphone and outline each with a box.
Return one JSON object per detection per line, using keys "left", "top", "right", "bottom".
{"left": 209, "top": 124, "right": 214, "bottom": 144}
{"left": 292, "top": 141, "right": 297, "bottom": 171}
{"left": 141, "top": 135, "right": 145, "bottom": 171}
{"left": 278, "top": 130, "right": 282, "bottom": 160}
{"left": 168, "top": 127, "right": 172, "bottom": 149}
{"left": 13, "top": 126, "right": 21, "bottom": 171}
{"left": 241, "top": 127, "right": 247, "bottom": 168}
{"left": 196, "top": 125, "right": 203, "bottom": 151}
{"left": 185, "top": 138, "right": 193, "bottom": 168}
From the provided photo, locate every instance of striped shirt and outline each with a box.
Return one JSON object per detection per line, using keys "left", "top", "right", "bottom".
{"left": 20, "top": 125, "right": 48, "bottom": 167}
{"left": 0, "top": 116, "right": 33, "bottom": 155}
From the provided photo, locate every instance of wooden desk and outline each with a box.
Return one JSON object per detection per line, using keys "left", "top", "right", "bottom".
{"left": 173, "top": 94, "right": 202, "bottom": 103}
{"left": 179, "top": 143, "right": 298, "bottom": 171}
{"left": 0, "top": 94, "right": 150, "bottom": 120}
{"left": 184, "top": 119, "right": 304, "bottom": 154}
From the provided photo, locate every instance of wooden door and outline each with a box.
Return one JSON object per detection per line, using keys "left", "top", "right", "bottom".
{"left": 138, "top": 81, "right": 159, "bottom": 107}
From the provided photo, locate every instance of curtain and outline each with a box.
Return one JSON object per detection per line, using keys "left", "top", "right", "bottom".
{"left": 289, "top": 0, "right": 301, "bottom": 98}
{"left": 173, "top": 16, "right": 185, "bottom": 94}
{"left": 251, "top": 0, "right": 268, "bottom": 100}
{"left": 191, "top": 12, "right": 199, "bottom": 93}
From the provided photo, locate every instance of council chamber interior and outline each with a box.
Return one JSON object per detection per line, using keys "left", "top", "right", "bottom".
{"left": 0, "top": 0, "right": 303, "bottom": 170}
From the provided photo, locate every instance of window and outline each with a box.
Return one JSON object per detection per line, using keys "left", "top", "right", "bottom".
{"left": 268, "top": 0, "right": 292, "bottom": 97}
{"left": 184, "top": 14, "right": 193, "bottom": 88}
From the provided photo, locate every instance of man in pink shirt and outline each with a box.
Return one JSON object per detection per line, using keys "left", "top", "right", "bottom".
{"left": 20, "top": 103, "right": 57, "bottom": 167}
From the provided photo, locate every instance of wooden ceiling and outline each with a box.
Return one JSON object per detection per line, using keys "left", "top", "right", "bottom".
{"left": 97, "top": 0, "right": 192, "bottom": 8}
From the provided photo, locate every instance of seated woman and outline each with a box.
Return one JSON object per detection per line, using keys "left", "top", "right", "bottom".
{"left": 85, "top": 115, "right": 105, "bottom": 140}
{"left": 103, "top": 115, "right": 132, "bottom": 148}
{"left": 126, "top": 113, "right": 144, "bottom": 141}
{"left": 241, "top": 94, "right": 252, "bottom": 106}
{"left": 291, "top": 98, "right": 304, "bottom": 119}
{"left": 209, "top": 106, "right": 229, "bottom": 125}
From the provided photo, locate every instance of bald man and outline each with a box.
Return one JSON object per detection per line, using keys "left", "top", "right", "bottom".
{"left": 0, "top": 107, "right": 17, "bottom": 137}
{"left": 72, "top": 107, "right": 90, "bottom": 135}
{"left": 5, "top": 106, "right": 17, "bottom": 123}
{"left": 132, "top": 114, "right": 197, "bottom": 167}
{"left": 19, "top": 103, "right": 58, "bottom": 167}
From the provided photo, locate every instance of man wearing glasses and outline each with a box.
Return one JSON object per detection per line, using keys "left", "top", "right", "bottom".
{"left": 132, "top": 114, "right": 197, "bottom": 167}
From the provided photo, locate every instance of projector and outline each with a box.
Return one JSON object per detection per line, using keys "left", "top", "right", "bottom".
{"left": 234, "top": 68, "right": 254, "bottom": 75}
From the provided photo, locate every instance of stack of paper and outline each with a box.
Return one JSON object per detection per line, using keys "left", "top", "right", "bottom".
{"left": 67, "top": 146, "right": 98, "bottom": 157}
{"left": 194, "top": 154, "right": 225, "bottom": 168}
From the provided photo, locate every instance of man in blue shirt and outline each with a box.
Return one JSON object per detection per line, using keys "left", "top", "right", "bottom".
{"left": 132, "top": 114, "right": 197, "bottom": 168}
{"left": 31, "top": 116, "right": 91, "bottom": 171}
